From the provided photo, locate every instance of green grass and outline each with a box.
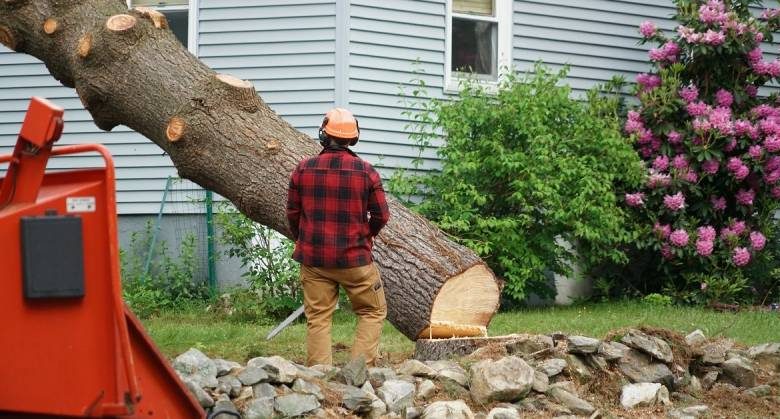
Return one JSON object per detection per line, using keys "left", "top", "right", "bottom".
{"left": 142, "top": 300, "right": 780, "bottom": 364}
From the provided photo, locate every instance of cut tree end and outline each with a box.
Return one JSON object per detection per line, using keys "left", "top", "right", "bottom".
{"left": 216, "top": 73, "right": 252, "bottom": 89}
{"left": 0, "top": 25, "right": 17, "bottom": 50}
{"left": 43, "top": 18, "right": 58, "bottom": 35}
{"left": 133, "top": 7, "right": 168, "bottom": 29}
{"left": 166, "top": 116, "right": 186, "bottom": 142}
{"left": 418, "top": 264, "right": 500, "bottom": 339}
{"left": 106, "top": 14, "right": 137, "bottom": 32}
{"left": 77, "top": 34, "right": 92, "bottom": 58}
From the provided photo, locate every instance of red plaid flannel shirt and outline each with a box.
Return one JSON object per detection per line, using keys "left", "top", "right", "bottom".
{"left": 287, "top": 147, "right": 390, "bottom": 267}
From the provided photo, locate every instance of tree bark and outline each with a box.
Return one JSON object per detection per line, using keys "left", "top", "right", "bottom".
{"left": 0, "top": 0, "right": 501, "bottom": 341}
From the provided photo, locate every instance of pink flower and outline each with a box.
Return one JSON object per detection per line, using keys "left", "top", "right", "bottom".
{"left": 684, "top": 170, "right": 699, "bottom": 183}
{"left": 736, "top": 188, "right": 756, "bottom": 206}
{"left": 733, "top": 247, "right": 751, "bottom": 266}
{"left": 654, "top": 222, "right": 672, "bottom": 239}
{"left": 661, "top": 244, "right": 674, "bottom": 260}
{"left": 748, "top": 47, "right": 764, "bottom": 63}
{"left": 687, "top": 101, "right": 711, "bottom": 117}
{"left": 678, "top": 25, "right": 703, "bottom": 43}
{"left": 702, "top": 159, "right": 720, "bottom": 174}
{"left": 727, "top": 157, "right": 744, "bottom": 172}
{"left": 667, "top": 131, "right": 683, "bottom": 144}
{"left": 767, "top": 156, "right": 780, "bottom": 171}
{"left": 625, "top": 192, "right": 645, "bottom": 207}
{"left": 750, "top": 231, "right": 767, "bottom": 251}
{"left": 696, "top": 240, "right": 714, "bottom": 257}
{"left": 764, "top": 169, "right": 780, "bottom": 184}
{"left": 664, "top": 192, "right": 686, "bottom": 211}
{"left": 746, "top": 85, "right": 758, "bottom": 97}
{"left": 724, "top": 138, "right": 738, "bottom": 152}
{"left": 702, "top": 29, "right": 726, "bottom": 45}
{"left": 625, "top": 118, "right": 644, "bottom": 134}
{"left": 653, "top": 155, "right": 670, "bottom": 171}
{"left": 640, "top": 20, "right": 657, "bottom": 38}
{"left": 649, "top": 48, "right": 666, "bottom": 62}
{"left": 765, "top": 135, "right": 780, "bottom": 152}
{"left": 709, "top": 107, "right": 733, "bottom": 134}
{"left": 712, "top": 196, "right": 727, "bottom": 211}
{"left": 699, "top": 0, "right": 727, "bottom": 24}
{"left": 679, "top": 85, "right": 699, "bottom": 102}
{"left": 715, "top": 89, "right": 734, "bottom": 107}
{"left": 731, "top": 220, "right": 747, "bottom": 236}
{"left": 648, "top": 172, "right": 672, "bottom": 188}
{"left": 721, "top": 227, "right": 737, "bottom": 240}
{"left": 755, "top": 32, "right": 765, "bottom": 43}
{"left": 762, "top": 8, "right": 780, "bottom": 19}
{"left": 698, "top": 226, "right": 717, "bottom": 242}
{"left": 669, "top": 229, "right": 690, "bottom": 247}
{"left": 636, "top": 73, "right": 662, "bottom": 91}
{"left": 693, "top": 118, "right": 712, "bottom": 132}
{"left": 773, "top": 186, "right": 780, "bottom": 198}
{"left": 672, "top": 155, "right": 689, "bottom": 170}
{"left": 735, "top": 165, "right": 750, "bottom": 180}
{"left": 749, "top": 145, "right": 764, "bottom": 159}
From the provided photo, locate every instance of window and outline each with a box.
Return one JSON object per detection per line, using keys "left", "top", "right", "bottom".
{"left": 446, "top": 0, "right": 511, "bottom": 92}
{"left": 128, "top": 0, "right": 196, "bottom": 54}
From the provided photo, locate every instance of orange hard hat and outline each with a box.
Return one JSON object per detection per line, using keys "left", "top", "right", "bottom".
{"left": 320, "top": 107, "right": 359, "bottom": 140}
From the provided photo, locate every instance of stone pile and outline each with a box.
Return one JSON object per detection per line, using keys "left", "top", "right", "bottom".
{"left": 172, "top": 328, "right": 780, "bottom": 418}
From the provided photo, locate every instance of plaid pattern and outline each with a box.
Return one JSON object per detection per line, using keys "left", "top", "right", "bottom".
{"left": 287, "top": 147, "right": 390, "bottom": 267}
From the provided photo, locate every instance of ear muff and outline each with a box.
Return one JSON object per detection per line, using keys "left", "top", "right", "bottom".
{"left": 349, "top": 118, "right": 360, "bottom": 147}
{"left": 318, "top": 116, "right": 330, "bottom": 145}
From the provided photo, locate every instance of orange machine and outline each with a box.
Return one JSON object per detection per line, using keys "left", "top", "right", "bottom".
{"left": 0, "top": 97, "right": 206, "bottom": 418}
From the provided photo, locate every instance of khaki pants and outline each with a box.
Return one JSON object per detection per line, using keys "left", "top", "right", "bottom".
{"left": 300, "top": 263, "right": 387, "bottom": 366}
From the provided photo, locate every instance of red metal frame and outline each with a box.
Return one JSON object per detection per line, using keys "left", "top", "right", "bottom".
{"left": 0, "top": 98, "right": 205, "bottom": 418}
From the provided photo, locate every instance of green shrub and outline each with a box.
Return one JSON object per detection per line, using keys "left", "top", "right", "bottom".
{"left": 390, "top": 64, "right": 644, "bottom": 301}
{"left": 216, "top": 205, "right": 302, "bottom": 319}
{"left": 121, "top": 222, "right": 211, "bottom": 318}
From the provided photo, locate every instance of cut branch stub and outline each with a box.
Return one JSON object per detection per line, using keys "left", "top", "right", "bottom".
{"left": 106, "top": 14, "right": 137, "bottom": 32}
{"left": 43, "top": 18, "right": 58, "bottom": 35}
{"left": 0, "top": 25, "right": 17, "bottom": 50}
{"left": 132, "top": 7, "right": 168, "bottom": 29}
{"left": 166, "top": 116, "right": 186, "bottom": 142}
{"left": 77, "top": 33, "right": 92, "bottom": 58}
{"left": 216, "top": 73, "right": 252, "bottom": 89}
{"left": 215, "top": 73, "right": 261, "bottom": 112}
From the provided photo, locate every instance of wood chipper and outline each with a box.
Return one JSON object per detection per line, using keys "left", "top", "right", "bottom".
{"left": 0, "top": 97, "right": 206, "bottom": 418}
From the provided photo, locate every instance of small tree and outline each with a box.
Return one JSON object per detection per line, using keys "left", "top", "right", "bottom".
{"left": 623, "top": 0, "right": 780, "bottom": 302}
{"left": 391, "top": 65, "right": 643, "bottom": 301}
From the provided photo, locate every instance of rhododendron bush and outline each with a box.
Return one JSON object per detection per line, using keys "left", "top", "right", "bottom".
{"left": 625, "top": 0, "right": 780, "bottom": 299}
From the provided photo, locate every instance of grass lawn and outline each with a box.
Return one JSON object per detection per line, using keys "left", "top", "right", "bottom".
{"left": 142, "top": 300, "right": 780, "bottom": 365}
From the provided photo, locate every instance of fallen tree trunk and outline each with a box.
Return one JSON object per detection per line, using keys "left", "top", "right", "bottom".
{"left": 0, "top": 0, "right": 501, "bottom": 340}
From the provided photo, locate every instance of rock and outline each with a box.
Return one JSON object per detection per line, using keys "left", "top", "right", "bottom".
{"left": 701, "top": 370, "right": 719, "bottom": 390}
{"left": 538, "top": 358, "right": 568, "bottom": 377}
{"left": 292, "top": 378, "right": 324, "bottom": 400}
{"left": 342, "top": 385, "right": 374, "bottom": 413}
{"left": 311, "top": 364, "right": 339, "bottom": 376}
{"left": 486, "top": 407, "right": 520, "bottom": 419}
{"left": 670, "top": 391, "right": 698, "bottom": 403}
{"left": 422, "top": 400, "right": 474, "bottom": 419}
{"left": 598, "top": 341, "right": 629, "bottom": 362}
{"left": 618, "top": 349, "right": 673, "bottom": 387}
{"left": 216, "top": 375, "right": 242, "bottom": 398}
{"left": 668, "top": 405, "right": 708, "bottom": 419}
{"left": 242, "top": 397, "right": 274, "bottom": 419}
{"left": 182, "top": 377, "right": 214, "bottom": 408}
{"left": 398, "top": 359, "right": 437, "bottom": 378}
{"left": 295, "top": 363, "right": 326, "bottom": 380}
{"left": 368, "top": 367, "right": 397, "bottom": 387}
{"left": 744, "top": 384, "right": 772, "bottom": 397}
{"left": 687, "top": 375, "right": 702, "bottom": 396}
{"left": 532, "top": 370, "right": 549, "bottom": 393}
{"left": 368, "top": 392, "right": 388, "bottom": 419}
{"left": 274, "top": 393, "right": 320, "bottom": 417}
{"left": 235, "top": 385, "right": 253, "bottom": 402}
{"left": 549, "top": 387, "right": 596, "bottom": 415}
{"left": 685, "top": 330, "right": 707, "bottom": 347}
{"left": 237, "top": 366, "right": 270, "bottom": 386}
{"left": 362, "top": 381, "right": 376, "bottom": 395}
{"left": 506, "top": 335, "right": 554, "bottom": 356}
{"left": 565, "top": 354, "right": 593, "bottom": 382}
{"left": 173, "top": 348, "right": 218, "bottom": 388}
{"left": 620, "top": 383, "right": 670, "bottom": 409}
{"left": 340, "top": 356, "right": 368, "bottom": 387}
{"left": 549, "top": 381, "right": 578, "bottom": 395}
{"left": 621, "top": 329, "right": 673, "bottom": 363}
{"left": 426, "top": 360, "right": 469, "bottom": 386}
{"left": 418, "top": 379, "right": 436, "bottom": 400}
{"left": 469, "top": 356, "right": 535, "bottom": 404}
{"left": 700, "top": 341, "right": 731, "bottom": 365}
{"left": 468, "top": 345, "right": 507, "bottom": 360}
{"left": 567, "top": 336, "right": 601, "bottom": 354}
{"left": 747, "top": 342, "right": 780, "bottom": 371}
{"left": 378, "top": 379, "right": 416, "bottom": 414}
{"left": 584, "top": 354, "right": 609, "bottom": 372}
{"left": 252, "top": 382, "right": 276, "bottom": 399}
{"left": 211, "top": 397, "right": 239, "bottom": 419}
{"left": 722, "top": 356, "right": 756, "bottom": 388}
{"left": 246, "top": 355, "right": 299, "bottom": 384}
{"left": 213, "top": 358, "right": 241, "bottom": 377}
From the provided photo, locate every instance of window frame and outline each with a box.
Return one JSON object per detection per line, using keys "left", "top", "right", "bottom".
{"left": 126, "top": 0, "right": 199, "bottom": 56}
{"left": 444, "top": 0, "right": 512, "bottom": 93}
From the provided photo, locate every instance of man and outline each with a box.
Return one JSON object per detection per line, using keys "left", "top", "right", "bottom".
{"left": 286, "top": 107, "right": 390, "bottom": 366}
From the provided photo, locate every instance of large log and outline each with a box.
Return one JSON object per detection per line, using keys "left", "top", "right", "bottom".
{"left": 0, "top": 0, "right": 501, "bottom": 340}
